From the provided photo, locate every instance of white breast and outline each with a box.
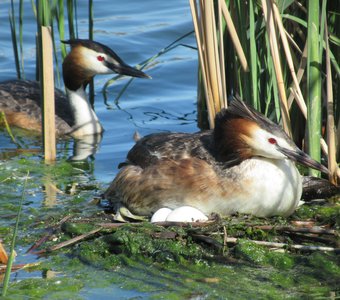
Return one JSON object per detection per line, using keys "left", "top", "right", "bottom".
{"left": 217, "top": 157, "right": 302, "bottom": 217}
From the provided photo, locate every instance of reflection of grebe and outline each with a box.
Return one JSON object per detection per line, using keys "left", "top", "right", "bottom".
{"left": 0, "top": 39, "right": 149, "bottom": 137}
{"left": 105, "top": 97, "right": 328, "bottom": 222}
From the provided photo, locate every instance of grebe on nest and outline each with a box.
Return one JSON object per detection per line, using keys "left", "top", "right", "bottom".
{"left": 104, "top": 97, "right": 328, "bottom": 222}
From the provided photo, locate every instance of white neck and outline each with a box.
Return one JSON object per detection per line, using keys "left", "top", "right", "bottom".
{"left": 66, "top": 87, "right": 103, "bottom": 137}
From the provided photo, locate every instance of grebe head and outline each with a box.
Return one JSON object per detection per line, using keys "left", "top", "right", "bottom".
{"left": 214, "top": 97, "right": 328, "bottom": 174}
{"left": 62, "top": 39, "right": 150, "bottom": 91}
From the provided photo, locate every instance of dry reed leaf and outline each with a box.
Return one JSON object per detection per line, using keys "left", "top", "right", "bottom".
{"left": 0, "top": 262, "right": 41, "bottom": 274}
{"left": 220, "top": 0, "right": 249, "bottom": 72}
{"left": 272, "top": 1, "right": 306, "bottom": 118}
{"left": 217, "top": 0, "right": 227, "bottom": 107}
{"left": 190, "top": 0, "right": 248, "bottom": 127}
{"left": 0, "top": 242, "right": 8, "bottom": 264}
{"left": 324, "top": 22, "right": 339, "bottom": 184}
{"left": 204, "top": 0, "right": 221, "bottom": 116}
{"left": 290, "top": 221, "right": 315, "bottom": 228}
{"left": 284, "top": 28, "right": 302, "bottom": 54}
{"left": 287, "top": 43, "right": 308, "bottom": 111}
{"left": 189, "top": 0, "right": 215, "bottom": 128}
{"left": 190, "top": 0, "right": 228, "bottom": 128}
{"left": 261, "top": 0, "right": 291, "bottom": 135}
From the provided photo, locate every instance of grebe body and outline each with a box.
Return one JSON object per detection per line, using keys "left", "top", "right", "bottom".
{"left": 0, "top": 39, "right": 149, "bottom": 137}
{"left": 104, "top": 98, "right": 328, "bottom": 221}
{"left": 0, "top": 79, "right": 72, "bottom": 135}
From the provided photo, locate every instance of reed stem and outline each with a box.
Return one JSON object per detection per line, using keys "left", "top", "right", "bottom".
{"left": 9, "top": 0, "right": 21, "bottom": 79}
{"left": 306, "top": 1, "right": 322, "bottom": 177}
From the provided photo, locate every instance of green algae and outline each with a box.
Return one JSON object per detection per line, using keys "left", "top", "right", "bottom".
{"left": 305, "top": 252, "right": 340, "bottom": 279}
{"left": 105, "top": 224, "right": 208, "bottom": 262}
{"left": 5, "top": 277, "right": 84, "bottom": 300}
{"left": 10, "top": 262, "right": 336, "bottom": 299}
{"left": 234, "top": 239, "right": 295, "bottom": 269}
{"left": 72, "top": 223, "right": 211, "bottom": 271}
{"left": 61, "top": 222, "right": 96, "bottom": 237}
{"left": 294, "top": 203, "right": 340, "bottom": 225}
{"left": 56, "top": 219, "right": 338, "bottom": 298}
{"left": 3, "top": 217, "right": 340, "bottom": 299}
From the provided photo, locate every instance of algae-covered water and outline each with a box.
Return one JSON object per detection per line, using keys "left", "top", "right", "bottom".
{"left": 0, "top": 1, "right": 339, "bottom": 299}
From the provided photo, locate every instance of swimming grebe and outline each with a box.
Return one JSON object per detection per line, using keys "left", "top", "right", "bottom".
{"left": 104, "top": 97, "right": 328, "bottom": 222}
{"left": 0, "top": 39, "right": 149, "bottom": 138}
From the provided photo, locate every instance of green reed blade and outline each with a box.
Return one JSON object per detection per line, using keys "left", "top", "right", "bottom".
{"left": 9, "top": 0, "right": 21, "bottom": 79}
{"left": 234, "top": 0, "right": 251, "bottom": 104}
{"left": 249, "top": 0, "right": 258, "bottom": 109}
{"left": 89, "top": 0, "right": 93, "bottom": 40}
{"left": 47, "top": 0, "right": 62, "bottom": 85}
{"left": 67, "top": 0, "right": 75, "bottom": 39}
{"left": 306, "top": 1, "right": 322, "bottom": 177}
{"left": 74, "top": 0, "right": 78, "bottom": 37}
{"left": 30, "top": 0, "right": 37, "bottom": 17}
{"left": 281, "top": 14, "right": 307, "bottom": 27}
{"left": 57, "top": 0, "right": 67, "bottom": 58}
{"left": 88, "top": 0, "right": 94, "bottom": 106}
{"left": 1, "top": 171, "right": 30, "bottom": 297}
{"left": 51, "top": 25, "right": 62, "bottom": 86}
{"left": 37, "top": 0, "right": 51, "bottom": 26}
{"left": 19, "top": 0, "right": 25, "bottom": 79}
{"left": 282, "top": 12, "right": 339, "bottom": 79}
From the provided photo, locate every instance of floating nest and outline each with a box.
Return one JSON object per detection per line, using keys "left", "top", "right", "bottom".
{"left": 27, "top": 190, "right": 339, "bottom": 266}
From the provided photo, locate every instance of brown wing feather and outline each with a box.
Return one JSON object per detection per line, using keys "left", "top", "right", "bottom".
{"left": 105, "top": 157, "right": 230, "bottom": 216}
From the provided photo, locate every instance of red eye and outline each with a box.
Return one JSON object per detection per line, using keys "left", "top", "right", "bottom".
{"left": 268, "top": 138, "right": 277, "bottom": 144}
{"left": 97, "top": 55, "right": 105, "bottom": 62}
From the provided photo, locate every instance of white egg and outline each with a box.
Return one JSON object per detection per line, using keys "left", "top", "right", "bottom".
{"left": 165, "top": 206, "right": 208, "bottom": 222}
{"left": 150, "top": 207, "right": 172, "bottom": 223}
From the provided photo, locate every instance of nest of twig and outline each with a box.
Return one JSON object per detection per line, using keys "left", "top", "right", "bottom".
{"left": 26, "top": 200, "right": 339, "bottom": 263}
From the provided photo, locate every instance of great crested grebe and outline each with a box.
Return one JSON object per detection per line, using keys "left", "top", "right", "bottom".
{"left": 104, "top": 97, "right": 328, "bottom": 222}
{"left": 0, "top": 39, "right": 149, "bottom": 138}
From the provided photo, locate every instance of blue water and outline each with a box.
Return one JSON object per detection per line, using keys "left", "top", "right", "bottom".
{"left": 0, "top": 1, "right": 198, "bottom": 298}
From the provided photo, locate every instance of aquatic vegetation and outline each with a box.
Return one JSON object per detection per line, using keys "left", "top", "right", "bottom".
{"left": 0, "top": 148, "right": 339, "bottom": 298}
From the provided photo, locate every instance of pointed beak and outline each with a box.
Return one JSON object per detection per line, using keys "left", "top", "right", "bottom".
{"left": 277, "top": 145, "right": 329, "bottom": 174}
{"left": 106, "top": 61, "right": 151, "bottom": 79}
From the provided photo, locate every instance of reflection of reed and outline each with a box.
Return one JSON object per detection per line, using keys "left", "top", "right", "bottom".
{"left": 0, "top": 134, "right": 102, "bottom": 162}
{"left": 43, "top": 175, "right": 59, "bottom": 207}
{"left": 144, "top": 110, "right": 196, "bottom": 123}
